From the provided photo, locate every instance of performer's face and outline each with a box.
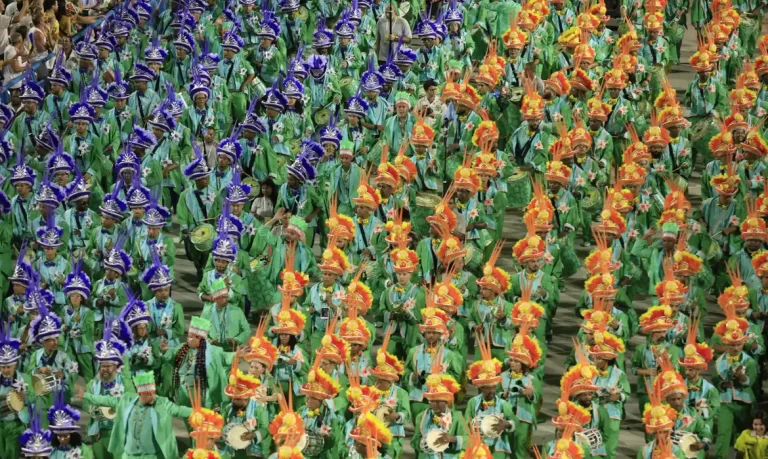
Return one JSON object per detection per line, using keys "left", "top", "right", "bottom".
{"left": 576, "top": 392, "right": 593, "bottom": 406}
{"left": 154, "top": 287, "right": 170, "bottom": 302}
{"left": 23, "top": 101, "right": 37, "bottom": 114}
{"left": 0, "top": 363, "right": 16, "bottom": 378}
{"left": 746, "top": 239, "right": 763, "bottom": 252}
{"left": 306, "top": 396, "right": 322, "bottom": 410}
{"left": 100, "top": 362, "right": 117, "bottom": 381}
{"left": 56, "top": 434, "right": 71, "bottom": 446}
{"left": 375, "top": 378, "right": 392, "bottom": 391}
{"left": 187, "top": 336, "right": 201, "bottom": 348}
{"left": 727, "top": 342, "right": 744, "bottom": 356}
{"left": 666, "top": 393, "right": 685, "bottom": 412}
{"left": 395, "top": 271, "right": 411, "bottom": 286}
{"left": 139, "top": 390, "right": 156, "bottom": 405}
{"left": 429, "top": 399, "right": 447, "bottom": 414}
{"left": 134, "top": 323, "right": 148, "bottom": 339}
{"left": 480, "top": 385, "right": 496, "bottom": 400}
{"left": 684, "top": 367, "right": 699, "bottom": 381}
{"left": 69, "top": 293, "right": 82, "bottom": 307}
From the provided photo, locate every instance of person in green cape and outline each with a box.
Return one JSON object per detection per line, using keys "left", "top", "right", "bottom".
{"left": 160, "top": 316, "right": 235, "bottom": 410}
{"left": 0, "top": 320, "right": 32, "bottom": 459}
{"left": 79, "top": 371, "right": 194, "bottom": 459}
{"left": 464, "top": 331, "right": 516, "bottom": 458}
{"left": 60, "top": 262, "right": 94, "bottom": 382}
{"left": 410, "top": 357, "right": 467, "bottom": 459}
{"left": 201, "top": 276, "right": 250, "bottom": 352}
{"left": 470, "top": 241, "right": 514, "bottom": 361}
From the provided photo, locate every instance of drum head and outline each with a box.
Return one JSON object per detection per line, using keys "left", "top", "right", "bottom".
{"left": 678, "top": 433, "right": 698, "bottom": 459}
{"left": 426, "top": 430, "right": 449, "bottom": 453}
{"left": 32, "top": 375, "right": 46, "bottom": 396}
{"left": 243, "top": 178, "right": 261, "bottom": 198}
{"left": 296, "top": 433, "right": 308, "bottom": 451}
{"left": 313, "top": 109, "right": 331, "bottom": 127}
{"left": 480, "top": 415, "right": 502, "bottom": 438}
{"left": 8, "top": 392, "right": 23, "bottom": 412}
{"left": 191, "top": 224, "right": 214, "bottom": 244}
{"left": 225, "top": 424, "right": 250, "bottom": 450}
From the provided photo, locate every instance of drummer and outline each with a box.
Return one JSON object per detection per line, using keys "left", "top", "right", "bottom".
{"left": 84, "top": 310, "right": 135, "bottom": 457}
{"left": 25, "top": 298, "right": 76, "bottom": 422}
{"left": 303, "top": 238, "right": 348, "bottom": 353}
{"left": 297, "top": 359, "right": 343, "bottom": 459}
{"left": 653, "top": 353, "right": 712, "bottom": 458}
{"left": 464, "top": 331, "right": 515, "bottom": 458}
{"left": 178, "top": 146, "right": 219, "bottom": 280}
{"left": 63, "top": 175, "right": 97, "bottom": 260}
{"left": 0, "top": 321, "right": 31, "bottom": 459}
{"left": 638, "top": 380, "right": 684, "bottom": 459}
{"left": 369, "top": 331, "right": 411, "bottom": 459}
{"left": 20, "top": 404, "right": 53, "bottom": 459}
{"left": 132, "top": 197, "right": 176, "bottom": 300}
{"left": 410, "top": 360, "right": 467, "bottom": 459}
{"left": 382, "top": 239, "right": 425, "bottom": 360}
{"left": 221, "top": 355, "right": 271, "bottom": 459}
{"left": 683, "top": 42, "right": 728, "bottom": 165}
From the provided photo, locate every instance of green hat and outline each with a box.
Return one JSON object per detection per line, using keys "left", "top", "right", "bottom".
{"left": 339, "top": 140, "right": 354, "bottom": 158}
{"left": 395, "top": 92, "right": 412, "bottom": 107}
{"left": 661, "top": 222, "right": 679, "bottom": 238}
{"left": 189, "top": 316, "right": 211, "bottom": 338}
{"left": 211, "top": 278, "right": 229, "bottom": 300}
{"left": 447, "top": 60, "right": 462, "bottom": 70}
{"left": 134, "top": 371, "right": 156, "bottom": 393}
{"left": 286, "top": 216, "right": 308, "bottom": 242}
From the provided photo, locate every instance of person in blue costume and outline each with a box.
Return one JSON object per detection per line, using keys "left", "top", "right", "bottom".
{"left": 60, "top": 261, "right": 93, "bottom": 382}
{"left": 9, "top": 157, "right": 37, "bottom": 245}
{"left": 127, "top": 63, "right": 161, "bottom": 125}
{"left": 47, "top": 385, "right": 93, "bottom": 459}
{"left": 44, "top": 54, "right": 74, "bottom": 133}
{"left": 0, "top": 319, "right": 31, "bottom": 459}
{"left": 11, "top": 73, "right": 50, "bottom": 157}
{"left": 19, "top": 403, "right": 54, "bottom": 459}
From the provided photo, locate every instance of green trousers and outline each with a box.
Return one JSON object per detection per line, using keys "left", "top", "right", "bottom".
{"left": 92, "top": 429, "right": 113, "bottom": 459}
{"left": 76, "top": 351, "right": 95, "bottom": 383}
{"left": 716, "top": 402, "right": 752, "bottom": 459}
{"left": 598, "top": 407, "right": 622, "bottom": 459}
{"left": 0, "top": 419, "right": 25, "bottom": 459}
{"left": 513, "top": 420, "right": 533, "bottom": 458}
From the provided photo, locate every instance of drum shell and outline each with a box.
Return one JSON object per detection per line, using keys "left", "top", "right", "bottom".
{"left": 222, "top": 423, "right": 251, "bottom": 450}
{"left": 507, "top": 170, "right": 532, "bottom": 208}
{"left": 190, "top": 223, "right": 215, "bottom": 252}
{"left": 32, "top": 373, "right": 60, "bottom": 396}
{"left": 0, "top": 391, "right": 23, "bottom": 418}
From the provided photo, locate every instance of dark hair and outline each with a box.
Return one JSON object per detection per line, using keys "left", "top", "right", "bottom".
{"left": 260, "top": 177, "right": 278, "bottom": 205}
{"left": 171, "top": 339, "right": 208, "bottom": 398}
{"left": 754, "top": 410, "right": 768, "bottom": 424}
{"left": 423, "top": 79, "right": 438, "bottom": 91}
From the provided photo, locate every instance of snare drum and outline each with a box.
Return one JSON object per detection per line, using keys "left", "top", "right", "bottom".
{"left": 507, "top": 169, "right": 532, "bottom": 208}
{"left": 242, "top": 177, "right": 261, "bottom": 198}
{"left": 690, "top": 116, "right": 718, "bottom": 163}
{"left": 373, "top": 405, "right": 394, "bottom": 423}
{"left": 0, "top": 391, "right": 23, "bottom": 418}
{"left": 581, "top": 187, "right": 602, "bottom": 212}
{"left": 301, "top": 433, "right": 325, "bottom": 456}
{"left": 93, "top": 406, "right": 116, "bottom": 421}
{"left": 222, "top": 423, "right": 251, "bottom": 450}
{"left": 575, "top": 428, "right": 603, "bottom": 450}
{"left": 339, "top": 76, "right": 357, "bottom": 99}
{"left": 415, "top": 192, "right": 441, "bottom": 208}
{"left": 190, "top": 223, "right": 215, "bottom": 252}
{"left": 32, "top": 373, "right": 60, "bottom": 396}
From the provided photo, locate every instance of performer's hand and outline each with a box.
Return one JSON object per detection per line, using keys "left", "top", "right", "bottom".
{"left": 160, "top": 341, "right": 169, "bottom": 353}
{"left": 609, "top": 392, "right": 622, "bottom": 402}
{"left": 241, "top": 431, "right": 257, "bottom": 441}
{"left": 435, "top": 434, "right": 456, "bottom": 446}
{"left": 286, "top": 358, "right": 297, "bottom": 366}
{"left": 385, "top": 410, "right": 400, "bottom": 423}
{"left": 38, "top": 367, "right": 50, "bottom": 375}
{"left": 228, "top": 339, "right": 237, "bottom": 350}
{"left": 156, "top": 329, "right": 166, "bottom": 337}
{"left": 495, "top": 420, "right": 512, "bottom": 433}
{"left": 690, "top": 442, "right": 706, "bottom": 452}
{"left": 75, "top": 385, "right": 85, "bottom": 399}
{"left": 522, "top": 385, "right": 534, "bottom": 398}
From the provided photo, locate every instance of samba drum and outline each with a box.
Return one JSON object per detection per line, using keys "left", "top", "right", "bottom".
{"left": 421, "top": 430, "right": 449, "bottom": 453}
{"left": 126, "top": 265, "right": 139, "bottom": 278}
{"left": 581, "top": 187, "right": 602, "bottom": 213}
{"left": 690, "top": 116, "right": 718, "bottom": 163}
{"left": 32, "top": 373, "right": 60, "bottom": 396}
{"left": 0, "top": 391, "right": 23, "bottom": 418}
{"left": 575, "top": 428, "right": 603, "bottom": 451}
{"left": 93, "top": 406, "right": 116, "bottom": 421}
{"left": 507, "top": 169, "right": 532, "bottom": 208}
{"left": 374, "top": 405, "right": 394, "bottom": 423}
{"left": 297, "top": 6, "right": 309, "bottom": 20}
{"left": 339, "top": 76, "right": 356, "bottom": 100}
{"left": 300, "top": 433, "right": 325, "bottom": 456}
{"left": 222, "top": 423, "right": 250, "bottom": 450}
{"left": 190, "top": 224, "right": 215, "bottom": 252}
{"left": 289, "top": 139, "right": 303, "bottom": 155}
{"left": 471, "top": 414, "right": 506, "bottom": 439}
{"left": 509, "top": 87, "right": 524, "bottom": 102}
{"left": 243, "top": 177, "right": 260, "bottom": 198}
{"left": 415, "top": 192, "right": 441, "bottom": 208}
{"left": 312, "top": 109, "right": 331, "bottom": 127}
{"left": 671, "top": 431, "right": 699, "bottom": 458}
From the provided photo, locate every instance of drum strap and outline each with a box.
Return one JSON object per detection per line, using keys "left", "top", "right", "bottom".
{"left": 226, "top": 62, "right": 235, "bottom": 87}
{"left": 357, "top": 221, "right": 370, "bottom": 250}
{"left": 550, "top": 197, "right": 562, "bottom": 229}
{"left": 667, "top": 144, "right": 678, "bottom": 173}
{"left": 514, "top": 135, "right": 536, "bottom": 165}
{"left": 137, "top": 95, "right": 146, "bottom": 122}
{"left": 193, "top": 190, "right": 209, "bottom": 219}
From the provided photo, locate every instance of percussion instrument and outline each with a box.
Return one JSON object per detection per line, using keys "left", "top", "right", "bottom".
{"left": 374, "top": 405, "right": 394, "bottom": 423}
{"left": 32, "top": 373, "right": 60, "bottom": 396}
{"left": 190, "top": 224, "right": 215, "bottom": 252}
{"left": 690, "top": 116, "right": 719, "bottom": 163}
{"left": 422, "top": 430, "right": 449, "bottom": 453}
{"left": 415, "top": 192, "right": 441, "bottom": 208}
{"left": 93, "top": 406, "right": 116, "bottom": 421}
{"left": 0, "top": 391, "right": 23, "bottom": 418}
{"left": 471, "top": 414, "right": 506, "bottom": 439}
{"left": 289, "top": 139, "right": 303, "bottom": 155}
{"left": 301, "top": 433, "right": 325, "bottom": 456}
{"left": 223, "top": 423, "right": 251, "bottom": 450}
{"left": 509, "top": 88, "right": 524, "bottom": 102}
{"left": 297, "top": 6, "right": 309, "bottom": 20}
{"left": 507, "top": 169, "right": 532, "bottom": 208}
{"left": 671, "top": 431, "right": 699, "bottom": 458}
{"left": 691, "top": 117, "right": 715, "bottom": 142}
{"left": 575, "top": 428, "right": 603, "bottom": 451}
{"left": 339, "top": 77, "right": 356, "bottom": 99}
{"left": 581, "top": 187, "right": 602, "bottom": 212}
{"left": 312, "top": 109, "right": 331, "bottom": 127}
{"left": 126, "top": 265, "right": 138, "bottom": 278}
{"left": 243, "top": 177, "right": 261, "bottom": 198}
